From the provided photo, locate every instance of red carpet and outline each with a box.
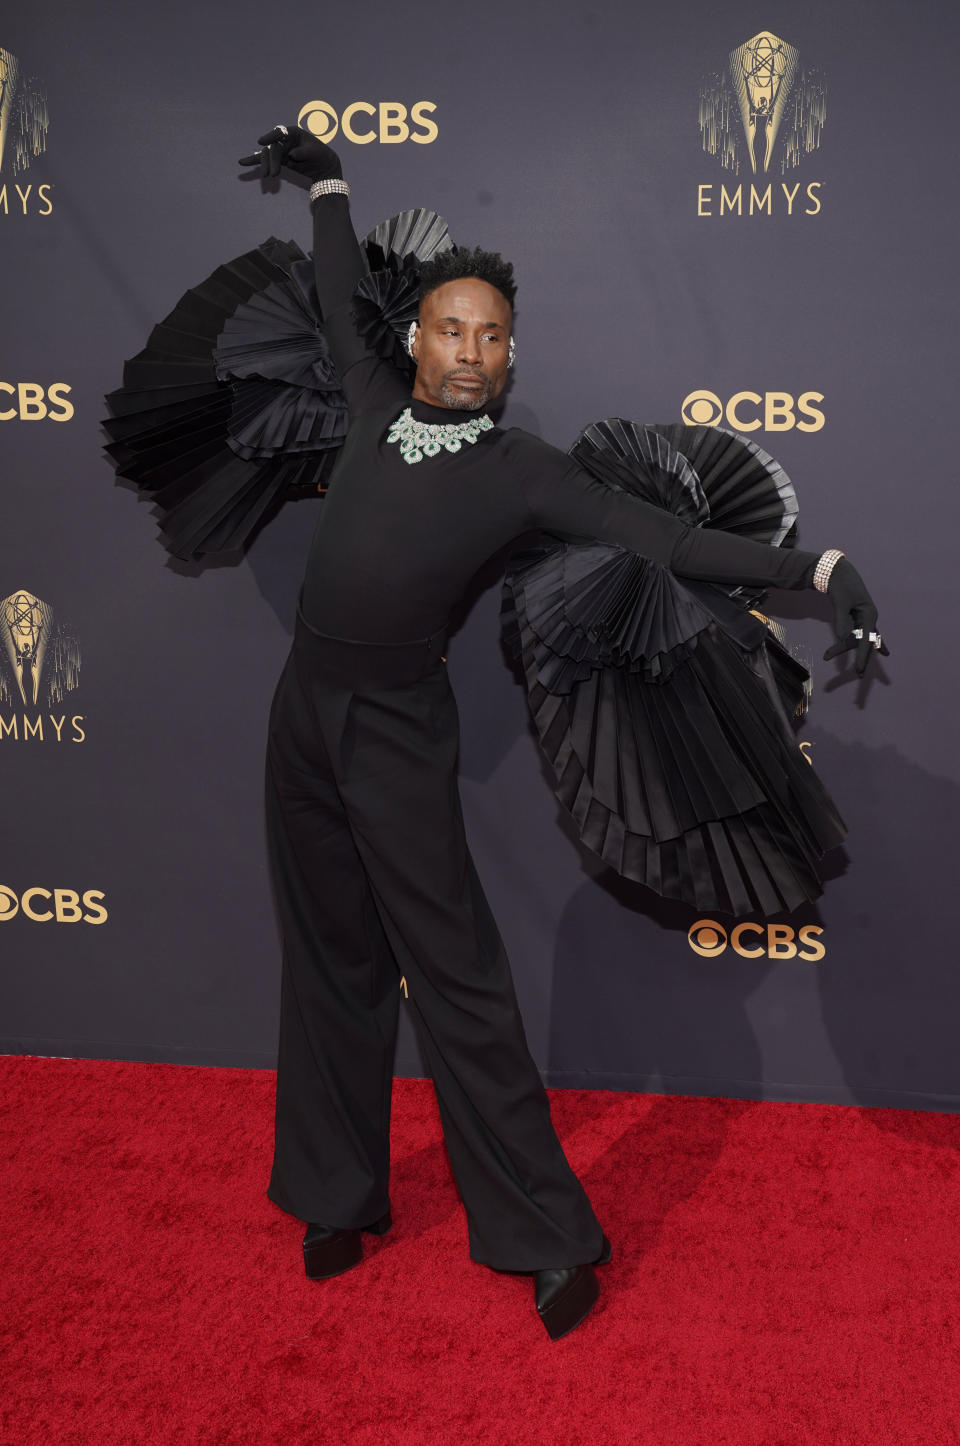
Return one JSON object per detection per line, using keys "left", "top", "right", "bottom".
{"left": 3, "top": 1057, "right": 960, "bottom": 1445}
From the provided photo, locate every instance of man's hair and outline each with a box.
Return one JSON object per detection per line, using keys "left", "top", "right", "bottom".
{"left": 418, "top": 246, "right": 517, "bottom": 310}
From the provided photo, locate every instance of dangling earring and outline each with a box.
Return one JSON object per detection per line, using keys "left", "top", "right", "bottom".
{"left": 405, "top": 321, "right": 418, "bottom": 360}
{"left": 507, "top": 336, "right": 516, "bottom": 370}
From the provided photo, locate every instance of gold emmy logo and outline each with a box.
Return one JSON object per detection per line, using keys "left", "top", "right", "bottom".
{"left": 0, "top": 383, "right": 73, "bottom": 421}
{"left": 0, "top": 45, "right": 52, "bottom": 214}
{"left": 688, "top": 918, "right": 826, "bottom": 961}
{"left": 298, "top": 99, "right": 438, "bottom": 146}
{"left": 0, "top": 885, "right": 108, "bottom": 923}
{"left": 680, "top": 389, "right": 825, "bottom": 433}
{"left": 0, "top": 588, "right": 84, "bottom": 742}
{"left": 0, "top": 46, "right": 47, "bottom": 174}
{"left": 697, "top": 30, "right": 825, "bottom": 217}
{"left": 701, "top": 31, "right": 825, "bottom": 175}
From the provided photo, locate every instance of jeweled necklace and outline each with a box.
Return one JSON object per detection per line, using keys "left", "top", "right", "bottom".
{"left": 386, "top": 406, "right": 494, "bottom": 465}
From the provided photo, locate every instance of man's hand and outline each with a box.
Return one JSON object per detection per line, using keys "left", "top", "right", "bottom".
{"left": 822, "top": 557, "right": 890, "bottom": 676}
{"left": 239, "top": 125, "right": 343, "bottom": 182}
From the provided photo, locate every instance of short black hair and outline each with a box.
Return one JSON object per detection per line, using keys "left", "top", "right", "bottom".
{"left": 418, "top": 245, "right": 517, "bottom": 310}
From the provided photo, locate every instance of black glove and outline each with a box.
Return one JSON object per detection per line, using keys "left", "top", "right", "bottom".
{"left": 822, "top": 557, "right": 890, "bottom": 676}
{"left": 238, "top": 124, "right": 343, "bottom": 182}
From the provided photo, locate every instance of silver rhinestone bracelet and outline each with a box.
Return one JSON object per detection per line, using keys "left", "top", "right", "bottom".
{"left": 813, "top": 549, "right": 845, "bottom": 593}
{"left": 309, "top": 179, "right": 351, "bottom": 202}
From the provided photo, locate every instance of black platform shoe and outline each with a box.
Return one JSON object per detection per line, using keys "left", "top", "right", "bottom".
{"left": 534, "top": 1235, "right": 612, "bottom": 1341}
{"left": 302, "top": 1210, "right": 392, "bottom": 1280}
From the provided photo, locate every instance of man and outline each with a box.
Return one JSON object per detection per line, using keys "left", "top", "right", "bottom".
{"left": 240, "top": 125, "right": 883, "bottom": 1340}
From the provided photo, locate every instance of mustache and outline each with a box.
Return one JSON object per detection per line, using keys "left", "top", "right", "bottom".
{"left": 444, "top": 368, "right": 489, "bottom": 381}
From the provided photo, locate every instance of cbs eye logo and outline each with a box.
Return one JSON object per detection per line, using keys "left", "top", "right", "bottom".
{"left": 688, "top": 919, "right": 825, "bottom": 961}
{"left": 0, "top": 885, "right": 107, "bottom": 924}
{"left": 297, "top": 100, "right": 438, "bottom": 146}
{"left": 680, "top": 390, "right": 825, "bottom": 433}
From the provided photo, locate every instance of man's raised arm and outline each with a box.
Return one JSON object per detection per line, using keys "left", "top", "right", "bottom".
{"left": 240, "top": 124, "right": 365, "bottom": 314}
{"left": 240, "top": 124, "right": 409, "bottom": 413}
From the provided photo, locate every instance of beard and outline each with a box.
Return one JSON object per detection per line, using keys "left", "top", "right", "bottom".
{"left": 440, "top": 370, "right": 494, "bottom": 409}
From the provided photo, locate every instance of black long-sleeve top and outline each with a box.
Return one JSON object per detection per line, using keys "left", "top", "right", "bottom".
{"left": 300, "top": 197, "right": 819, "bottom": 644}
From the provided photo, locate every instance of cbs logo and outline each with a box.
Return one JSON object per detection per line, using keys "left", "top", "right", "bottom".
{"left": 688, "top": 919, "right": 825, "bottom": 961}
{"left": 0, "top": 383, "right": 74, "bottom": 422}
{"left": 298, "top": 100, "right": 438, "bottom": 146}
{"left": 681, "top": 390, "right": 824, "bottom": 433}
{"left": 0, "top": 886, "right": 108, "bottom": 924}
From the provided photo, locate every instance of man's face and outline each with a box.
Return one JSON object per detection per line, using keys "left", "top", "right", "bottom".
{"left": 410, "top": 277, "right": 512, "bottom": 410}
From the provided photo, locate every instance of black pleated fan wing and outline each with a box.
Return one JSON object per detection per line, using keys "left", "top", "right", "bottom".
{"left": 354, "top": 209, "right": 456, "bottom": 368}
{"left": 103, "top": 238, "right": 345, "bottom": 560}
{"left": 361, "top": 208, "right": 454, "bottom": 273}
{"left": 104, "top": 212, "right": 457, "bottom": 560}
{"left": 502, "top": 416, "right": 838, "bottom": 915}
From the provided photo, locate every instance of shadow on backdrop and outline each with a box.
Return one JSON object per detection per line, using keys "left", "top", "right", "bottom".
{"left": 545, "top": 726, "right": 958, "bottom": 1131}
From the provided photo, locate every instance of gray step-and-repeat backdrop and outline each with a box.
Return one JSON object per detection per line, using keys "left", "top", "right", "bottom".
{"left": 2, "top": 0, "right": 953, "bottom": 1109}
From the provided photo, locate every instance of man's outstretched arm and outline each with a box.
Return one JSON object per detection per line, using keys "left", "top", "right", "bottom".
{"left": 517, "top": 437, "right": 888, "bottom": 677}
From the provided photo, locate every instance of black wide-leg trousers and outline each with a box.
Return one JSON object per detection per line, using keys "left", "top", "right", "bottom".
{"left": 264, "top": 613, "right": 604, "bottom": 1271}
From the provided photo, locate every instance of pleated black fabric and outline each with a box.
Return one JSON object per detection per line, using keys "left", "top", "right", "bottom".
{"left": 504, "top": 559, "right": 845, "bottom": 915}
{"left": 571, "top": 420, "right": 799, "bottom": 548}
{"left": 103, "top": 237, "right": 345, "bottom": 558}
{"left": 102, "top": 212, "right": 456, "bottom": 559}
{"left": 499, "top": 419, "right": 844, "bottom": 914}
